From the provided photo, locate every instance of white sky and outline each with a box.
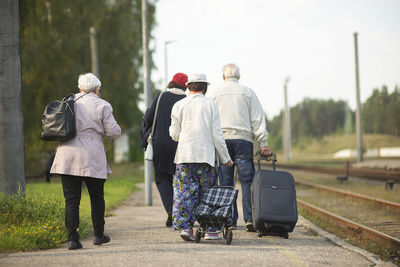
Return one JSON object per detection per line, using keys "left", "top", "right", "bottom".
{"left": 151, "top": 0, "right": 400, "bottom": 119}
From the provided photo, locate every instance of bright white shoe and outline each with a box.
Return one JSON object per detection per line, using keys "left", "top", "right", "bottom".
{"left": 180, "top": 229, "right": 195, "bottom": 241}
{"left": 204, "top": 233, "right": 220, "bottom": 240}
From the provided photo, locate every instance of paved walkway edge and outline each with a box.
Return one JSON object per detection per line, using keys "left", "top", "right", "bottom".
{"left": 298, "top": 215, "right": 393, "bottom": 266}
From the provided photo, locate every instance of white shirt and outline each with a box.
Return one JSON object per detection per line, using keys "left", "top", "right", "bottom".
{"left": 209, "top": 78, "right": 268, "bottom": 146}
{"left": 169, "top": 93, "right": 231, "bottom": 166}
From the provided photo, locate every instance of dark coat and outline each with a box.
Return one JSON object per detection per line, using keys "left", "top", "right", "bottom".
{"left": 142, "top": 91, "right": 186, "bottom": 175}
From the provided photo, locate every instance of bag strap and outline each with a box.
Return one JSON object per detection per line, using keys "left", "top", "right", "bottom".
{"left": 149, "top": 91, "right": 165, "bottom": 139}
{"left": 62, "top": 93, "right": 88, "bottom": 119}
{"left": 74, "top": 93, "right": 87, "bottom": 102}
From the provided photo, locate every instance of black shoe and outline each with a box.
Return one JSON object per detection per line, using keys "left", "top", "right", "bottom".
{"left": 166, "top": 212, "right": 172, "bottom": 227}
{"left": 68, "top": 240, "right": 83, "bottom": 250}
{"left": 246, "top": 222, "right": 256, "bottom": 232}
{"left": 93, "top": 234, "right": 110, "bottom": 245}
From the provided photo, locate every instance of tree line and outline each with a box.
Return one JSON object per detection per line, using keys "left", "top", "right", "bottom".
{"left": 267, "top": 85, "right": 400, "bottom": 151}
{"left": 17, "top": 1, "right": 399, "bottom": 167}
{"left": 19, "top": 0, "right": 156, "bottom": 167}
{"left": 362, "top": 85, "right": 400, "bottom": 136}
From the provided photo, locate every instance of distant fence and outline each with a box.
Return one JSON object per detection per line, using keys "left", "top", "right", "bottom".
{"left": 333, "top": 147, "right": 400, "bottom": 158}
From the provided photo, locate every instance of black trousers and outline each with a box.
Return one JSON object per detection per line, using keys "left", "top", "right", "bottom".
{"left": 154, "top": 170, "right": 173, "bottom": 215}
{"left": 61, "top": 175, "right": 106, "bottom": 241}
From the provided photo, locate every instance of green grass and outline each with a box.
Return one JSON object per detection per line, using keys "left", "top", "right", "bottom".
{"left": 289, "top": 134, "right": 400, "bottom": 161}
{"left": 0, "top": 162, "right": 144, "bottom": 251}
{"left": 286, "top": 160, "right": 347, "bottom": 168}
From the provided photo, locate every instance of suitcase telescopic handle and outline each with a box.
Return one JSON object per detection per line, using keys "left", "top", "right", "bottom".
{"left": 254, "top": 151, "right": 277, "bottom": 171}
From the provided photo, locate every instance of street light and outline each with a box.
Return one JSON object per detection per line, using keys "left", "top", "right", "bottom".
{"left": 142, "top": 0, "right": 152, "bottom": 206}
{"left": 164, "top": 40, "right": 177, "bottom": 86}
{"left": 353, "top": 32, "right": 363, "bottom": 162}
{"left": 283, "top": 77, "right": 291, "bottom": 163}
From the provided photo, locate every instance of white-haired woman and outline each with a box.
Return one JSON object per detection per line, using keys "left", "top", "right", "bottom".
{"left": 51, "top": 73, "right": 121, "bottom": 250}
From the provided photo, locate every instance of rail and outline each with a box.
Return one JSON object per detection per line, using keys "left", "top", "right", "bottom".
{"left": 298, "top": 199, "right": 400, "bottom": 252}
{"left": 276, "top": 163, "right": 400, "bottom": 183}
{"left": 295, "top": 179, "right": 400, "bottom": 211}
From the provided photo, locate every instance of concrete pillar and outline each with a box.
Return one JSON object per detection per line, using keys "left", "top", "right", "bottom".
{"left": 0, "top": 0, "right": 26, "bottom": 194}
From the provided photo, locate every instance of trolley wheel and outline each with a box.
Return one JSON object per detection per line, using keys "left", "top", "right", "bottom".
{"left": 258, "top": 231, "right": 263, "bottom": 238}
{"left": 284, "top": 232, "right": 289, "bottom": 239}
{"left": 195, "top": 229, "right": 201, "bottom": 243}
{"left": 226, "top": 229, "right": 233, "bottom": 245}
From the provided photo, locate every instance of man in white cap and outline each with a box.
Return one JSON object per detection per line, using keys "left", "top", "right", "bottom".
{"left": 209, "top": 64, "right": 271, "bottom": 232}
{"left": 169, "top": 73, "right": 233, "bottom": 241}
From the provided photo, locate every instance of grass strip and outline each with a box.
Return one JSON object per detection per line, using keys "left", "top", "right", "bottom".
{"left": 0, "top": 162, "right": 143, "bottom": 251}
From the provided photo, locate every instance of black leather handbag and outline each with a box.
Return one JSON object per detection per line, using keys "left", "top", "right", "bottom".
{"left": 40, "top": 94, "right": 80, "bottom": 141}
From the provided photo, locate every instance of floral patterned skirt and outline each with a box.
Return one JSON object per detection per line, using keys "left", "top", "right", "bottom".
{"left": 173, "top": 163, "right": 217, "bottom": 231}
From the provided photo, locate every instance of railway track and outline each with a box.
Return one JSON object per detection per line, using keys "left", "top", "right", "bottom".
{"left": 295, "top": 179, "right": 400, "bottom": 262}
{"left": 279, "top": 163, "right": 400, "bottom": 183}
{"left": 298, "top": 199, "right": 400, "bottom": 252}
{"left": 296, "top": 179, "right": 400, "bottom": 211}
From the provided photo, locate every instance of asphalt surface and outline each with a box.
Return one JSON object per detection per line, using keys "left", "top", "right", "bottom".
{"left": 0, "top": 183, "right": 395, "bottom": 267}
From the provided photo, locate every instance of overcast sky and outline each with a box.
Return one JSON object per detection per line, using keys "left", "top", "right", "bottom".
{"left": 151, "top": 0, "right": 400, "bottom": 119}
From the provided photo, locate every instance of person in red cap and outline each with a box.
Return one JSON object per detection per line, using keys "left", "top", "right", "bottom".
{"left": 141, "top": 72, "right": 188, "bottom": 227}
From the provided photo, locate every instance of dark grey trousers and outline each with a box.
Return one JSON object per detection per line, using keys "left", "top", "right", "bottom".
{"left": 61, "top": 175, "right": 105, "bottom": 241}
{"left": 155, "top": 170, "right": 173, "bottom": 215}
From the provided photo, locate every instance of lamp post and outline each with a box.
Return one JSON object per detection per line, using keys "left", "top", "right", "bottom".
{"left": 164, "top": 40, "right": 176, "bottom": 86}
{"left": 353, "top": 32, "right": 363, "bottom": 162}
{"left": 283, "top": 77, "right": 291, "bottom": 163}
{"left": 89, "top": 27, "right": 99, "bottom": 77}
{"left": 142, "top": 0, "right": 152, "bottom": 205}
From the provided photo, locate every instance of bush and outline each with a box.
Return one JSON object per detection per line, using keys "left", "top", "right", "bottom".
{"left": 0, "top": 162, "right": 142, "bottom": 251}
{"left": 0, "top": 190, "right": 90, "bottom": 251}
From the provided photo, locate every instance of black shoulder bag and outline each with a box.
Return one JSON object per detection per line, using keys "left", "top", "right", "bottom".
{"left": 40, "top": 93, "right": 85, "bottom": 141}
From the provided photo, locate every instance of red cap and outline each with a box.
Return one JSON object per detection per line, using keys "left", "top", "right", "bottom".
{"left": 172, "top": 73, "right": 188, "bottom": 88}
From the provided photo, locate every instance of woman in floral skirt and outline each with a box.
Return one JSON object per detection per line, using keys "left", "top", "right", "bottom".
{"left": 169, "top": 73, "right": 233, "bottom": 241}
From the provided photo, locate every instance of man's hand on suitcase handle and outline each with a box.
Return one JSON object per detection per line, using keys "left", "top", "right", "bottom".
{"left": 260, "top": 146, "right": 272, "bottom": 156}
{"left": 255, "top": 149, "right": 275, "bottom": 161}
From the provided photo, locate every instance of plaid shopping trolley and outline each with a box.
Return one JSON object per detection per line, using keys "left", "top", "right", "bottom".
{"left": 194, "top": 186, "right": 238, "bottom": 245}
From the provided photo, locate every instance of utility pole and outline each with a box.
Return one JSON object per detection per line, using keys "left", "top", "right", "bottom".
{"left": 89, "top": 27, "right": 100, "bottom": 77}
{"left": 353, "top": 32, "right": 363, "bottom": 162}
{"left": 0, "top": 0, "right": 26, "bottom": 194}
{"left": 142, "top": 0, "right": 152, "bottom": 205}
{"left": 283, "top": 78, "right": 291, "bottom": 163}
{"left": 164, "top": 40, "right": 176, "bottom": 86}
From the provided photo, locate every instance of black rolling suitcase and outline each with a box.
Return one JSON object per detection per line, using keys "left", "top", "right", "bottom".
{"left": 251, "top": 153, "right": 298, "bottom": 239}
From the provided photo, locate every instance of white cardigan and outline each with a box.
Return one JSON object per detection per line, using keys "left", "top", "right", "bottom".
{"left": 169, "top": 93, "right": 231, "bottom": 167}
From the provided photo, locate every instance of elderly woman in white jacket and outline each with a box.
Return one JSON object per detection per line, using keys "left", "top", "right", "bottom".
{"left": 169, "top": 73, "right": 233, "bottom": 242}
{"left": 51, "top": 73, "right": 121, "bottom": 250}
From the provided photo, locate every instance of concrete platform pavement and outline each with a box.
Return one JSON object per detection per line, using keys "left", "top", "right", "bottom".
{"left": 0, "top": 183, "right": 395, "bottom": 267}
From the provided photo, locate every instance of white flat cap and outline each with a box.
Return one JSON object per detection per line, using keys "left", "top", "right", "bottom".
{"left": 186, "top": 73, "right": 210, "bottom": 85}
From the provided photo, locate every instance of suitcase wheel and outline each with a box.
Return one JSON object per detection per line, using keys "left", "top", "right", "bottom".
{"left": 283, "top": 232, "right": 289, "bottom": 239}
